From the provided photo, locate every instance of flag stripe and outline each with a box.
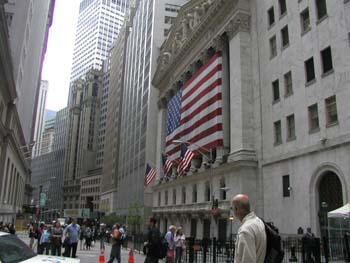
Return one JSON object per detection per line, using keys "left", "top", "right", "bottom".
{"left": 165, "top": 53, "right": 224, "bottom": 162}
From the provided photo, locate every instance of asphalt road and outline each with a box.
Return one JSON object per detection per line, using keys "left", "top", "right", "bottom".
{"left": 19, "top": 235, "right": 147, "bottom": 263}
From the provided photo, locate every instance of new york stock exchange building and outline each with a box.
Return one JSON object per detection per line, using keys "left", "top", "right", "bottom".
{"left": 150, "top": 0, "right": 350, "bottom": 240}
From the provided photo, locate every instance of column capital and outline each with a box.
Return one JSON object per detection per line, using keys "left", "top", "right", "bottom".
{"left": 226, "top": 12, "right": 250, "bottom": 40}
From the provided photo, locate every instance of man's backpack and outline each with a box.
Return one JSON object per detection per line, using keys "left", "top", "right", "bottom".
{"left": 263, "top": 221, "right": 284, "bottom": 263}
{"left": 157, "top": 236, "right": 169, "bottom": 259}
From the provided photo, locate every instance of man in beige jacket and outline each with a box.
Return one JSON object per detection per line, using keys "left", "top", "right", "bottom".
{"left": 231, "top": 194, "right": 267, "bottom": 263}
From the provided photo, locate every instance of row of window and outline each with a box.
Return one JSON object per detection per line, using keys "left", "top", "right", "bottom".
{"left": 273, "top": 95, "right": 338, "bottom": 145}
{"left": 271, "top": 45, "right": 333, "bottom": 104}
{"left": 268, "top": 0, "right": 327, "bottom": 29}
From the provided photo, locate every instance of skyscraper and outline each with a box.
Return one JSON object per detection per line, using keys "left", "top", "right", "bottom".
{"left": 32, "top": 80, "right": 49, "bottom": 158}
{"left": 69, "top": 0, "right": 129, "bottom": 84}
{"left": 63, "top": 0, "right": 130, "bottom": 210}
{"left": 116, "top": 0, "right": 186, "bottom": 216}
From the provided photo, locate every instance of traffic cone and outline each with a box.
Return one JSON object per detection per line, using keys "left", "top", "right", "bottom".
{"left": 128, "top": 247, "right": 135, "bottom": 263}
{"left": 99, "top": 249, "right": 106, "bottom": 263}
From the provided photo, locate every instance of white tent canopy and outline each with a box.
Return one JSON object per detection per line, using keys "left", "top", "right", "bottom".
{"left": 328, "top": 203, "right": 350, "bottom": 218}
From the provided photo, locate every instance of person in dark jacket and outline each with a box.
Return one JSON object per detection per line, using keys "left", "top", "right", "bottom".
{"left": 144, "top": 217, "right": 161, "bottom": 263}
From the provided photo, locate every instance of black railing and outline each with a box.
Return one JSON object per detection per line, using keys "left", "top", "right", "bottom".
{"left": 181, "top": 235, "right": 350, "bottom": 263}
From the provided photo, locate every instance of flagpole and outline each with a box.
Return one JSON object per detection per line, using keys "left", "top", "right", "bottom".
{"left": 172, "top": 139, "right": 213, "bottom": 164}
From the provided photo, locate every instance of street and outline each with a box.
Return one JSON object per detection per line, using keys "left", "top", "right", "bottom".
{"left": 19, "top": 235, "right": 147, "bottom": 263}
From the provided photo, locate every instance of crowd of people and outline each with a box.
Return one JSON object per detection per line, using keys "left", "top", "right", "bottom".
{"left": 26, "top": 218, "right": 113, "bottom": 258}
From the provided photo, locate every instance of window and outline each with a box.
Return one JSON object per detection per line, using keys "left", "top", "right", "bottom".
{"left": 192, "top": 185, "right": 197, "bottom": 203}
{"left": 286, "top": 114, "right": 296, "bottom": 140}
{"left": 281, "top": 25, "right": 289, "bottom": 48}
{"left": 284, "top": 71, "right": 293, "bottom": 96}
{"left": 182, "top": 186, "right": 186, "bottom": 204}
{"left": 325, "top": 96, "right": 338, "bottom": 125}
{"left": 270, "top": 35, "right": 277, "bottom": 58}
{"left": 315, "top": 0, "right": 327, "bottom": 20}
{"left": 300, "top": 8, "right": 311, "bottom": 34}
{"left": 279, "top": 0, "right": 287, "bottom": 16}
{"left": 158, "top": 192, "right": 161, "bottom": 206}
{"left": 205, "top": 182, "right": 211, "bottom": 202}
{"left": 282, "top": 175, "right": 290, "bottom": 197}
{"left": 220, "top": 178, "right": 226, "bottom": 200}
{"left": 165, "top": 190, "right": 168, "bottom": 205}
{"left": 173, "top": 189, "right": 176, "bottom": 205}
{"left": 274, "top": 120, "right": 282, "bottom": 145}
{"left": 308, "top": 104, "right": 320, "bottom": 132}
{"left": 268, "top": 7, "right": 275, "bottom": 26}
{"left": 305, "top": 57, "right": 316, "bottom": 83}
{"left": 272, "top": 79, "right": 280, "bottom": 102}
{"left": 321, "top": 46, "right": 333, "bottom": 75}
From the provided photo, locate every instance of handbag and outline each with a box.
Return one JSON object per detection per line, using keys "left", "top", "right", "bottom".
{"left": 166, "top": 249, "right": 175, "bottom": 262}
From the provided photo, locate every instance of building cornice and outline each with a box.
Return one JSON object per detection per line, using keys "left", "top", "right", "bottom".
{"left": 152, "top": 0, "right": 250, "bottom": 96}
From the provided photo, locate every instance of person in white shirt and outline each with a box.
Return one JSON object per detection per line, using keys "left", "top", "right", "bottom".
{"left": 231, "top": 194, "right": 267, "bottom": 263}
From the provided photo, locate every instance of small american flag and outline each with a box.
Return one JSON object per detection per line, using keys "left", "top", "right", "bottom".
{"left": 162, "top": 154, "right": 173, "bottom": 177}
{"left": 177, "top": 144, "right": 195, "bottom": 176}
{"left": 165, "top": 52, "right": 224, "bottom": 161}
{"left": 144, "top": 163, "right": 156, "bottom": 189}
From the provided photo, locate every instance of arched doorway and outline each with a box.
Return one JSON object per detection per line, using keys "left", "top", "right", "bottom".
{"left": 318, "top": 171, "right": 343, "bottom": 237}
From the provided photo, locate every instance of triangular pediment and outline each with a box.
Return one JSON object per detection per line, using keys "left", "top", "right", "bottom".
{"left": 158, "top": 0, "right": 217, "bottom": 69}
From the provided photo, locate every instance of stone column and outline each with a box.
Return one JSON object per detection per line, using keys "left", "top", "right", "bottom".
{"left": 156, "top": 98, "right": 168, "bottom": 181}
{"left": 212, "top": 36, "right": 230, "bottom": 167}
{"left": 226, "top": 13, "right": 257, "bottom": 163}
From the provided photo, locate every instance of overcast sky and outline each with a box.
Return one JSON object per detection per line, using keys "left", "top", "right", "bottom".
{"left": 41, "top": 0, "right": 80, "bottom": 111}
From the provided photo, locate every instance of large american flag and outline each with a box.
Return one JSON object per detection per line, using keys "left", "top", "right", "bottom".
{"left": 165, "top": 52, "right": 224, "bottom": 161}
{"left": 144, "top": 163, "right": 156, "bottom": 189}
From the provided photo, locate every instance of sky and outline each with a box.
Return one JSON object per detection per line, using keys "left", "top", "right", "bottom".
{"left": 41, "top": 0, "right": 80, "bottom": 111}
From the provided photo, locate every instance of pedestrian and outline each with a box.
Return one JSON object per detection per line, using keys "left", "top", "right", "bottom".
{"left": 51, "top": 221, "right": 63, "bottom": 256}
{"left": 64, "top": 218, "right": 80, "bottom": 258}
{"left": 303, "top": 227, "right": 316, "bottom": 263}
{"left": 174, "top": 227, "right": 186, "bottom": 263}
{"left": 79, "top": 225, "right": 86, "bottom": 250}
{"left": 0, "top": 221, "right": 3, "bottom": 231}
{"left": 165, "top": 225, "right": 176, "bottom": 263}
{"left": 99, "top": 224, "right": 106, "bottom": 250}
{"left": 8, "top": 223, "right": 15, "bottom": 235}
{"left": 108, "top": 224, "right": 122, "bottom": 263}
{"left": 85, "top": 226, "right": 92, "bottom": 250}
{"left": 36, "top": 223, "right": 44, "bottom": 254}
{"left": 144, "top": 217, "right": 161, "bottom": 263}
{"left": 28, "top": 223, "right": 36, "bottom": 249}
{"left": 39, "top": 225, "right": 51, "bottom": 255}
{"left": 231, "top": 194, "right": 267, "bottom": 263}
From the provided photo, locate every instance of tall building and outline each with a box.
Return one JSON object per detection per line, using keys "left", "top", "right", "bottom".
{"left": 0, "top": 1, "right": 29, "bottom": 223}
{"left": 64, "top": 69, "right": 103, "bottom": 210}
{"left": 32, "top": 80, "right": 49, "bottom": 158}
{"left": 41, "top": 117, "right": 55, "bottom": 155}
{"left": 152, "top": 0, "right": 350, "bottom": 238}
{"left": 100, "top": 24, "right": 129, "bottom": 213}
{"left": 31, "top": 108, "right": 68, "bottom": 221}
{"left": 69, "top": 0, "right": 129, "bottom": 83}
{"left": 4, "top": 0, "right": 55, "bottom": 144}
{"left": 63, "top": 0, "right": 130, "bottom": 211}
{"left": 116, "top": 0, "right": 186, "bottom": 216}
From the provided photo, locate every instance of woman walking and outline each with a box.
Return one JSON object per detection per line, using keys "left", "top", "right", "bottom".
{"left": 51, "top": 221, "right": 63, "bottom": 256}
{"left": 174, "top": 227, "right": 186, "bottom": 263}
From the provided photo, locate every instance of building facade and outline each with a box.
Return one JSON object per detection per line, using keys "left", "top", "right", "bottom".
{"left": 4, "top": 0, "right": 55, "bottom": 144}
{"left": 116, "top": 0, "right": 186, "bottom": 216}
{"left": 0, "top": 1, "right": 30, "bottom": 223}
{"left": 64, "top": 69, "right": 103, "bottom": 210}
{"left": 100, "top": 24, "right": 129, "bottom": 213}
{"left": 32, "top": 80, "right": 49, "bottom": 158}
{"left": 69, "top": 0, "right": 129, "bottom": 83}
{"left": 152, "top": 0, "right": 350, "bottom": 239}
{"left": 40, "top": 117, "right": 55, "bottom": 155}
